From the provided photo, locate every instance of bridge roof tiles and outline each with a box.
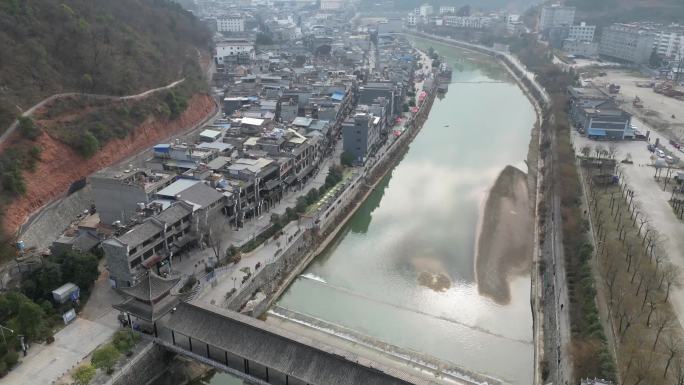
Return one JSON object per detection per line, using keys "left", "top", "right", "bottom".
{"left": 164, "top": 303, "right": 430, "bottom": 385}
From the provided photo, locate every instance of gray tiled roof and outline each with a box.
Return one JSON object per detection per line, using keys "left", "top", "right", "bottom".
{"left": 163, "top": 303, "right": 426, "bottom": 385}
{"left": 176, "top": 182, "right": 223, "bottom": 209}
{"left": 119, "top": 272, "right": 180, "bottom": 303}
{"left": 118, "top": 220, "right": 163, "bottom": 248}
{"left": 156, "top": 202, "right": 193, "bottom": 224}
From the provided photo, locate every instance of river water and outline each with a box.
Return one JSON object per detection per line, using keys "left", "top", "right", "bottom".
{"left": 264, "top": 38, "right": 537, "bottom": 385}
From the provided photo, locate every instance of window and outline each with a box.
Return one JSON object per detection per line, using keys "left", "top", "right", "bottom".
{"left": 130, "top": 257, "right": 142, "bottom": 268}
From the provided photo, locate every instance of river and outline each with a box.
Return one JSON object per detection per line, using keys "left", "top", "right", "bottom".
{"left": 216, "top": 38, "right": 537, "bottom": 385}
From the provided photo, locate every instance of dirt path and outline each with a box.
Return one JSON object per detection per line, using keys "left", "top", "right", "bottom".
{"left": 4, "top": 93, "right": 217, "bottom": 235}
{"left": 0, "top": 79, "right": 185, "bottom": 145}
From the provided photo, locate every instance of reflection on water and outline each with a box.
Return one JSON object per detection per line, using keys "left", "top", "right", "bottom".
{"left": 271, "top": 37, "right": 537, "bottom": 384}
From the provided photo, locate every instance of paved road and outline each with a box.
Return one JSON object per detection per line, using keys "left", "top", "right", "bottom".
{"left": 550, "top": 122, "right": 574, "bottom": 385}
{"left": 0, "top": 79, "right": 186, "bottom": 146}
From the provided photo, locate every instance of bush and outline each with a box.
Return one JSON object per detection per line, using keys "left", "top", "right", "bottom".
{"left": 180, "top": 276, "right": 197, "bottom": 293}
{"left": 0, "top": 360, "right": 6, "bottom": 377}
{"left": 18, "top": 117, "right": 40, "bottom": 140}
{"left": 73, "top": 364, "right": 96, "bottom": 385}
{"left": 112, "top": 330, "right": 139, "bottom": 354}
{"left": 295, "top": 196, "right": 308, "bottom": 214}
{"left": 75, "top": 131, "right": 100, "bottom": 158}
{"left": 3, "top": 351, "right": 18, "bottom": 368}
{"left": 91, "top": 343, "right": 120, "bottom": 374}
{"left": 341, "top": 151, "right": 354, "bottom": 167}
{"left": 305, "top": 188, "right": 319, "bottom": 205}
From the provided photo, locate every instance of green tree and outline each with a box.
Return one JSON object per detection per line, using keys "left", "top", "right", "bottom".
{"left": 73, "top": 364, "right": 96, "bottom": 385}
{"left": 58, "top": 250, "right": 99, "bottom": 290}
{"left": 16, "top": 300, "right": 45, "bottom": 340}
{"left": 91, "top": 343, "right": 120, "bottom": 374}
{"left": 340, "top": 151, "right": 354, "bottom": 167}
{"left": 295, "top": 196, "right": 308, "bottom": 214}
{"left": 305, "top": 188, "right": 319, "bottom": 205}
{"left": 22, "top": 261, "right": 62, "bottom": 302}
{"left": 75, "top": 131, "right": 100, "bottom": 158}
{"left": 18, "top": 117, "right": 40, "bottom": 140}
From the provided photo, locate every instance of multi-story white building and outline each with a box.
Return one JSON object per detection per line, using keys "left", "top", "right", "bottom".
{"left": 419, "top": 4, "right": 434, "bottom": 18}
{"left": 506, "top": 14, "right": 525, "bottom": 35}
{"left": 563, "top": 39, "right": 598, "bottom": 57}
{"left": 654, "top": 31, "right": 684, "bottom": 59}
{"left": 407, "top": 13, "right": 418, "bottom": 26}
{"left": 539, "top": 5, "right": 575, "bottom": 32}
{"left": 599, "top": 23, "right": 655, "bottom": 64}
{"left": 214, "top": 38, "right": 255, "bottom": 64}
{"left": 216, "top": 16, "right": 245, "bottom": 33}
{"left": 439, "top": 6, "right": 456, "bottom": 14}
{"left": 320, "top": 0, "right": 343, "bottom": 10}
{"left": 568, "top": 22, "right": 595, "bottom": 42}
{"left": 443, "top": 15, "right": 491, "bottom": 29}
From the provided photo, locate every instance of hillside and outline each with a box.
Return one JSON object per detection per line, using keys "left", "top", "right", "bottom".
{"left": 0, "top": 0, "right": 211, "bottom": 131}
{"left": 0, "top": 0, "right": 213, "bottom": 261}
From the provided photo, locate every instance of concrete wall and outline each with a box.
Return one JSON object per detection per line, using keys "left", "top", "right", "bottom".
{"left": 225, "top": 231, "right": 312, "bottom": 314}
{"left": 18, "top": 184, "right": 93, "bottom": 250}
{"left": 110, "top": 343, "right": 169, "bottom": 385}
{"left": 91, "top": 176, "right": 150, "bottom": 226}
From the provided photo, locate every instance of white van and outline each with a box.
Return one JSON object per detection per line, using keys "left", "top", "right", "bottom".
{"left": 656, "top": 149, "right": 666, "bottom": 158}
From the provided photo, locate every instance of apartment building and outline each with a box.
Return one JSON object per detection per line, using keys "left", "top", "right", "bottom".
{"left": 342, "top": 113, "right": 381, "bottom": 164}
{"left": 91, "top": 169, "right": 176, "bottom": 226}
{"left": 103, "top": 201, "right": 194, "bottom": 288}
{"left": 599, "top": 23, "right": 655, "bottom": 64}
{"left": 443, "top": 16, "right": 491, "bottom": 29}
{"left": 216, "top": 16, "right": 245, "bottom": 32}
{"left": 568, "top": 22, "right": 595, "bottom": 42}
{"left": 654, "top": 31, "right": 684, "bottom": 59}
{"left": 539, "top": 5, "right": 575, "bottom": 32}
{"left": 439, "top": 6, "right": 455, "bottom": 14}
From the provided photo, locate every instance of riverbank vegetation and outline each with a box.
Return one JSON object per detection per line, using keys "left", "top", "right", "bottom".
{"left": 582, "top": 155, "right": 684, "bottom": 383}
{"left": 513, "top": 35, "right": 617, "bottom": 382}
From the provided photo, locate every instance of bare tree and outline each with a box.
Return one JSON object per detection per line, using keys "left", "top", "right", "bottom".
{"left": 595, "top": 144, "right": 606, "bottom": 158}
{"left": 205, "top": 220, "right": 229, "bottom": 264}
{"left": 664, "top": 333, "right": 683, "bottom": 378}
{"left": 608, "top": 142, "right": 618, "bottom": 159}
{"left": 675, "top": 357, "right": 684, "bottom": 385}
{"left": 663, "top": 264, "right": 682, "bottom": 303}
{"left": 581, "top": 144, "right": 591, "bottom": 158}
{"left": 632, "top": 351, "right": 655, "bottom": 385}
{"left": 653, "top": 310, "right": 675, "bottom": 350}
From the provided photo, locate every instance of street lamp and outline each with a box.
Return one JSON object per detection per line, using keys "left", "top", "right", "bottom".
{"left": 0, "top": 324, "right": 14, "bottom": 345}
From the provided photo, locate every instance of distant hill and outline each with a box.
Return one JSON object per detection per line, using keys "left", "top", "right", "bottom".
{"left": 0, "top": 0, "right": 211, "bottom": 131}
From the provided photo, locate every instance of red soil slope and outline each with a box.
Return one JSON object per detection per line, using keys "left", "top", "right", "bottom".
{"left": 3, "top": 94, "right": 216, "bottom": 234}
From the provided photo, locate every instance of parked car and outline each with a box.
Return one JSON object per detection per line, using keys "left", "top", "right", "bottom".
{"left": 666, "top": 155, "right": 675, "bottom": 163}
{"left": 656, "top": 149, "right": 666, "bottom": 158}
{"left": 647, "top": 144, "right": 655, "bottom": 152}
